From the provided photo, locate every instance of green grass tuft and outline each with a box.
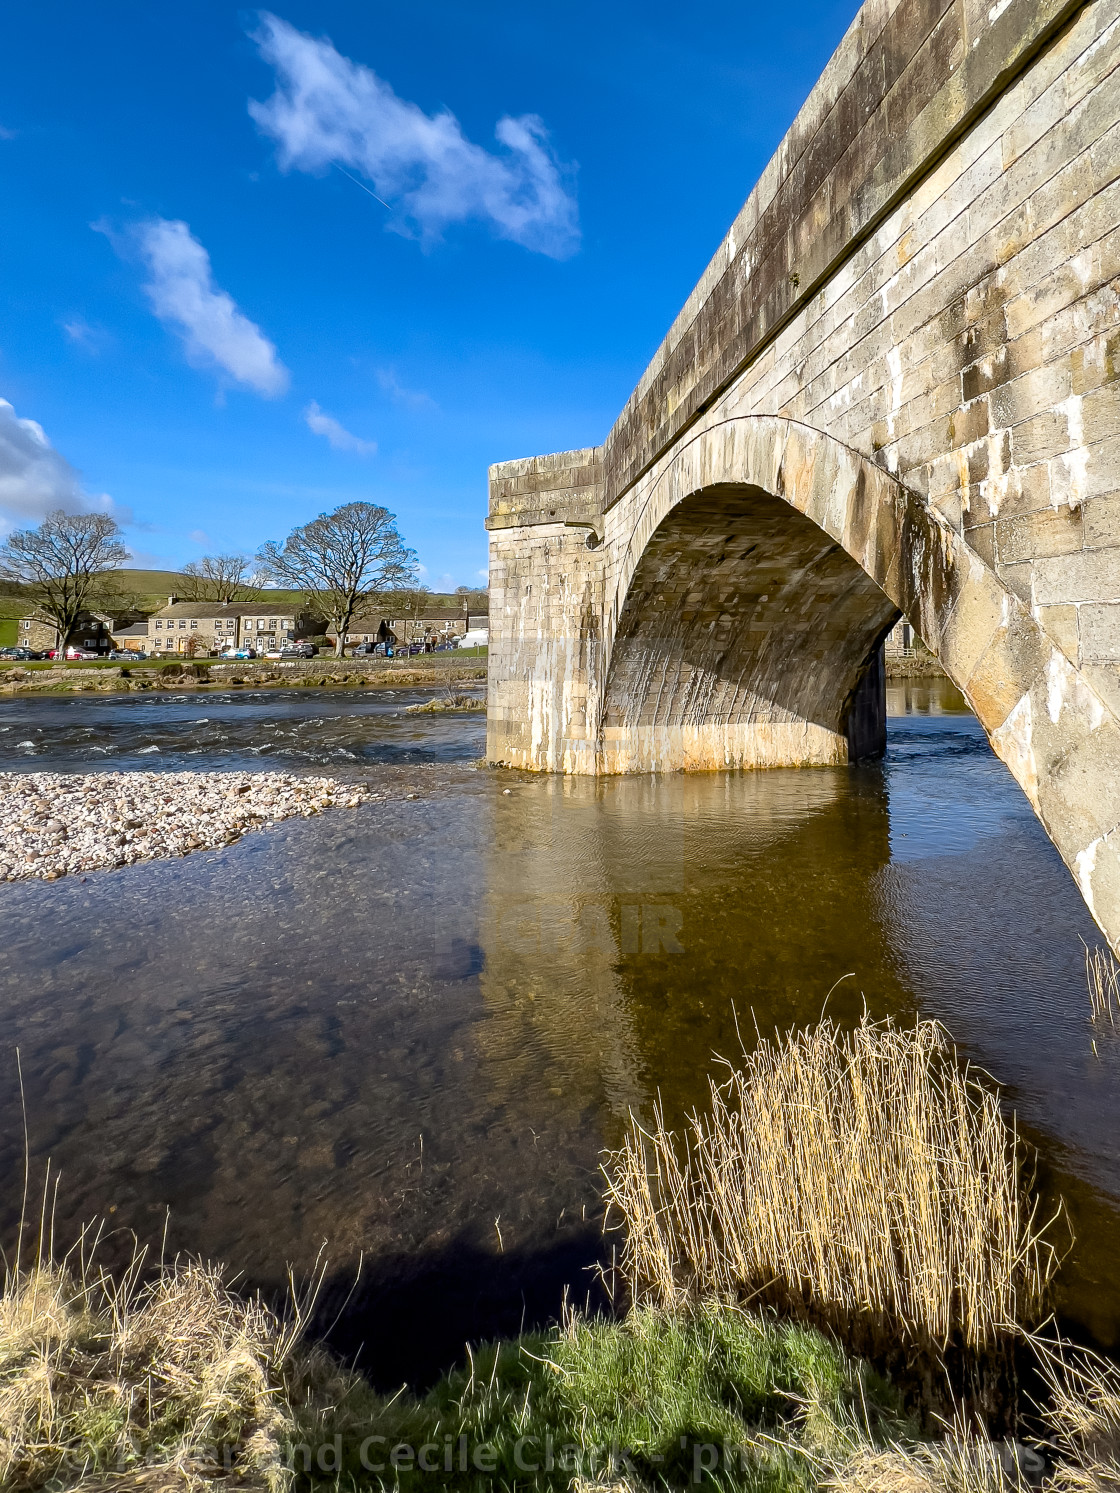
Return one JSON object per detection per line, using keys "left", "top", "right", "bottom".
{"left": 295, "top": 1302, "right": 909, "bottom": 1491}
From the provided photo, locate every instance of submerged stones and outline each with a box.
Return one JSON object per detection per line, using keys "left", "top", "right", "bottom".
{"left": 0, "top": 770, "right": 372, "bottom": 882}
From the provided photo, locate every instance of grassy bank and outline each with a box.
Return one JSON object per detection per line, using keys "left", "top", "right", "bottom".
{"left": 2, "top": 1017, "right": 1117, "bottom": 1491}
{"left": 0, "top": 1260, "right": 915, "bottom": 1491}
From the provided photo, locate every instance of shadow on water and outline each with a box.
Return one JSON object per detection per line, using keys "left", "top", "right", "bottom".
{"left": 0, "top": 681, "right": 1117, "bottom": 1383}
{"left": 312, "top": 1231, "right": 612, "bottom": 1392}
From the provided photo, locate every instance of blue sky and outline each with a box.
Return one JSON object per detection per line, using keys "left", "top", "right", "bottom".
{"left": 0, "top": 0, "right": 856, "bottom": 589}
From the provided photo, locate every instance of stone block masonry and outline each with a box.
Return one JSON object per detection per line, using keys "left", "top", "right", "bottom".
{"left": 487, "top": 0, "right": 1120, "bottom": 951}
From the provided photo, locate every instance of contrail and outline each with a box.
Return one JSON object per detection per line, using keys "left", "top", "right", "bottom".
{"left": 333, "top": 164, "right": 391, "bottom": 210}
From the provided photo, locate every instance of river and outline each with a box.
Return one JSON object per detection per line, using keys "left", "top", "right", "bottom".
{"left": 0, "top": 680, "right": 1116, "bottom": 1386}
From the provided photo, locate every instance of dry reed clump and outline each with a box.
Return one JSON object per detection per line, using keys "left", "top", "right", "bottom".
{"left": 1086, "top": 947, "right": 1120, "bottom": 1028}
{"left": 824, "top": 1433, "right": 1036, "bottom": 1492}
{"left": 1033, "top": 1339, "right": 1120, "bottom": 1491}
{"left": 602, "top": 1017, "right": 1056, "bottom": 1352}
{"left": 0, "top": 1250, "right": 301, "bottom": 1492}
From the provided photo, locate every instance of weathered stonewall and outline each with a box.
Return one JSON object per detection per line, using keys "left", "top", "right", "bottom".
{"left": 486, "top": 0, "right": 1120, "bottom": 950}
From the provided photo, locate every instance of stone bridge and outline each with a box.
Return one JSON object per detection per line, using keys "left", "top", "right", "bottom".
{"left": 486, "top": 0, "right": 1120, "bottom": 950}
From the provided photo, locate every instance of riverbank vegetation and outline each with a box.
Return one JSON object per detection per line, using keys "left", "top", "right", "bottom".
{"left": 602, "top": 1017, "right": 1055, "bottom": 1380}
{"left": 0, "top": 660, "right": 488, "bottom": 694}
{"left": 2, "top": 1017, "right": 1118, "bottom": 1491}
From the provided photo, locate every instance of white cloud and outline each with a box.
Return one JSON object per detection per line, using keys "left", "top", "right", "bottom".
{"left": 60, "top": 316, "right": 108, "bottom": 354}
{"left": 249, "top": 13, "right": 579, "bottom": 258}
{"left": 188, "top": 529, "right": 212, "bottom": 546}
{"left": 131, "top": 218, "right": 289, "bottom": 396}
{"left": 0, "top": 398, "right": 126, "bottom": 529}
{"left": 303, "top": 400, "right": 377, "bottom": 455}
{"left": 376, "top": 367, "right": 435, "bottom": 411}
{"left": 0, "top": 125, "right": 16, "bottom": 142}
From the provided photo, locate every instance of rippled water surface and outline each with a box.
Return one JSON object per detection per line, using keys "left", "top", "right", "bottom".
{"left": 0, "top": 680, "right": 1116, "bottom": 1382}
{"left": 0, "top": 688, "right": 487, "bottom": 771}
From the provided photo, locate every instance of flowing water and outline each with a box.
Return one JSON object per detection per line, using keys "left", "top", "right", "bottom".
{"left": 0, "top": 681, "right": 1116, "bottom": 1386}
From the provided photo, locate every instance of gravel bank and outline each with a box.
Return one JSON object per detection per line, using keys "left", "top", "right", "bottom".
{"left": 0, "top": 771, "right": 374, "bottom": 881}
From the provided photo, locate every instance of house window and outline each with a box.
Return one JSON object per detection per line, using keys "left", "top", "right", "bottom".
{"left": 155, "top": 621, "right": 163, "bottom": 630}
{"left": 179, "top": 620, "right": 187, "bottom": 629}
{"left": 190, "top": 620, "right": 198, "bottom": 629}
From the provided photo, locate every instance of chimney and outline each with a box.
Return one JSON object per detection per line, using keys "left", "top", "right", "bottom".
{"left": 167, "top": 594, "right": 178, "bottom": 606}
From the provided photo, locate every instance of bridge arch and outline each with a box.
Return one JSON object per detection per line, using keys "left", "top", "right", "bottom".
{"left": 592, "top": 416, "right": 1120, "bottom": 947}
{"left": 486, "top": 0, "right": 1120, "bottom": 949}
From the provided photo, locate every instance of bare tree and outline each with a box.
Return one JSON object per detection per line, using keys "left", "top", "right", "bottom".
{"left": 257, "top": 503, "right": 417, "bottom": 658}
{"left": 381, "top": 581, "right": 431, "bottom": 645}
{"left": 0, "top": 510, "right": 128, "bottom": 654}
{"left": 179, "top": 553, "right": 262, "bottom": 603}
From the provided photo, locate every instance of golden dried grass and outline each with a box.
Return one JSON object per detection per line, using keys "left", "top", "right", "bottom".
{"left": 824, "top": 1434, "right": 1028, "bottom": 1492}
{"left": 0, "top": 1241, "right": 304, "bottom": 1493}
{"left": 1034, "top": 1338, "right": 1120, "bottom": 1491}
{"left": 1086, "top": 947, "right": 1120, "bottom": 1028}
{"left": 602, "top": 1017, "right": 1056, "bottom": 1351}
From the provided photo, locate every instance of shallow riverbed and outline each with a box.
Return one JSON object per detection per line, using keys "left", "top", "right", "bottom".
{"left": 0, "top": 681, "right": 1115, "bottom": 1385}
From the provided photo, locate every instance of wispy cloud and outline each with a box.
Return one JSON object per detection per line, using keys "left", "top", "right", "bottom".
{"left": 60, "top": 316, "right": 109, "bottom": 354}
{"left": 376, "top": 367, "right": 435, "bottom": 411}
{"left": 121, "top": 218, "right": 289, "bottom": 396}
{"left": 0, "top": 125, "right": 17, "bottom": 141}
{"left": 188, "top": 529, "right": 212, "bottom": 546}
{"left": 0, "top": 398, "right": 128, "bottom": 529}
{"left": 304, "top": 400, "right": 377, "bottom": 455}
{"left": 248, "top": 13, "right": 579, "bottom": 258}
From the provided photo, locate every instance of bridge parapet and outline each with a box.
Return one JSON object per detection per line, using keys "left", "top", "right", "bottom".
{"left": 487, "top": 448, "right": 604, "bottom": 532}
{"left": 602, "top": 0, "right": 1094, "bottom": 505}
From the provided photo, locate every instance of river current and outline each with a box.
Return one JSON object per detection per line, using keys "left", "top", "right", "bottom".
{"left": 0, "top": 681, "right": 1116, "bottom": 1385}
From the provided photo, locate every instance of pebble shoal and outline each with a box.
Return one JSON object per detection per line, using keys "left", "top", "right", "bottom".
{"left": 0, "top": 771, "right": 373, "bottom": 881}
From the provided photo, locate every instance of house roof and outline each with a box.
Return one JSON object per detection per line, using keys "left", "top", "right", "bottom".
{"left": 154, "top": 601, "right": 303, "bottom": 620}
{"left": 155, "top": 602, "right": 239, "bottom": 619}
{"left": 112, "top": 622, "right": 150, "bottom": 637}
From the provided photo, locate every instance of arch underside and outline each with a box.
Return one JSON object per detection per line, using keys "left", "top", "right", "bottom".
{"left": 600, "top": 485, "right": 899, "bottom": 772}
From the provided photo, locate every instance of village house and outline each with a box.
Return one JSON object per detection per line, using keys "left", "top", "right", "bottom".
{"left": 146, "top": 598, "right": 317, "bottom": 654}
{"left": 339, "top": 605, "right": 489, "bottom": 649}
{"left": 15, "top": 609, "right": 136, "bottom": 655}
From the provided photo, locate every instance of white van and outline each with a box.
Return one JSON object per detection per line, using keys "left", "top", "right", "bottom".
{"left": 457, "top": 627, "right": 488, "bottom": 650}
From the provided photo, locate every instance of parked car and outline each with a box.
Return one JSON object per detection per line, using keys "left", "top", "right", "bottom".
{"left": 65, "top": 647, "right": 101, "bottom": 660}
{"left": 108, "top": 649, "right": 143, "bottom": 660}
{"left": 221, "top": 648, "right": 256, "bottom": 659}
{"left": 280, "top": 642, "right": 317, "bottom": 659}
{"left": 0, "top": 646, "right": 43, "bottom": 661}
{"left": 458, "top": 628, "right": 489, "bottom": 650}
